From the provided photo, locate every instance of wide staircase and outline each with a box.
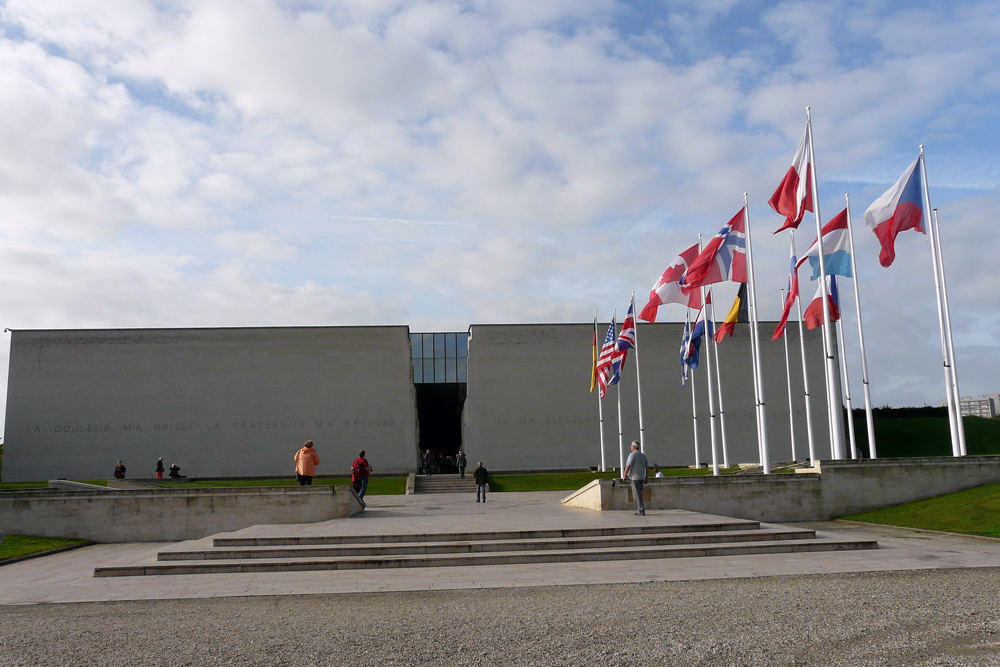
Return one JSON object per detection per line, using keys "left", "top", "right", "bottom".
{"left": 93, "top": 517, "right": 877, "bottom": 577}
{"left": 413, "top": 474, "right": 477, "bottom": 494}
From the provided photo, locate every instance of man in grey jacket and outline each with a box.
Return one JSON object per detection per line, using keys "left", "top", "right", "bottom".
{"left": 623, "top": 441, "right": 649, "bottom": 516}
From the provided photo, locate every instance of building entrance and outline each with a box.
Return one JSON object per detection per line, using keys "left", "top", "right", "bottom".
{"left": 410, "top": 332, "right": 469, "bottom": 473}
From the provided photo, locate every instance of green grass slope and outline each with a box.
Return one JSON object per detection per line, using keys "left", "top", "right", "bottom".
{"left": 843, "top": 482, "right": 1000, "bottom": 538}
{"left": 852, "top": 412, "right": 1000, "bottom": 458}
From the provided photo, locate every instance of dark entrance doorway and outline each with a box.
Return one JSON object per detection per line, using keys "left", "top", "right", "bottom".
{"left": 415, "top": 383, "right": 466, "bottom": 471}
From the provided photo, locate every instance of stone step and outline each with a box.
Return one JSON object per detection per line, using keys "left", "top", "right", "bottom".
{"left": 159, "top": 528, "right": 815, "bottom": 561}
{"left": 213, "top": 519, "right": 762, "bottom": 547}
{"left": 94, "top": 537, "right": 878, "bottom": 577}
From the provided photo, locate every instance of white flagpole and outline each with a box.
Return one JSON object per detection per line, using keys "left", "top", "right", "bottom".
{"left": 833, "top": 283, "right": 858, "bottom": 459}
{"left": 697, "top": 235, "right": 720, "bottom": 477}
{"left": 614, "top": 309, "right": 626, "bottom": 473}
{"left": 748, "top": 283, "right": 765, "bottom": 466}
{"left": 631, "top": 292, "right": 646, "bottom": 454}
{"left": 781, "top": 288, "right": 798, "bottom": 462}
{"left": 806, "top": 107, "right": 846, "bottom": 459}
{"left": 595, "top": 310, "right": 607, "bottom": 472}
{"left": 708, "top": 287, "right": 730, "bottom": 468}
{"left": 793, "top": 242, "right": 818, "bottom": 464}
{"left": 932, "top": 207, "right": 967, "bottom": 456}
{"left": 844, "top": 196, "right": 876, "bottom": 458}
{"left": 685, "top": 309, "right": 701, "bottom": 468}
{"left": 920, "top": 149, "right": 962, "bottom": 457}
{"left": 743, "top": 194, "right": 771, "bottom": 473}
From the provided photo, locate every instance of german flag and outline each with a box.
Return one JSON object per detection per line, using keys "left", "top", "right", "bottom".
{"left": 714, "top": 283, "right": 748, "bottom": 343}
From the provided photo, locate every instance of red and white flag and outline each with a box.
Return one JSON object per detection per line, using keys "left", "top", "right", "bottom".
{"left": 639, "top": 243, "right": 701, "bottom": 322}
{"left": 769, "top": 126, "right": 813, "bottom": 234}
{"left": 772, "top": 237, "right": 800, "bottom": 340}
{"left": 803, "top": 276, "right": 841, "bottom": 330}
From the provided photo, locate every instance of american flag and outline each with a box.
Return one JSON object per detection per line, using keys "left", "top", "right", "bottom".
{"left": 596, "top": 315, "right": 625, "bottom": 399}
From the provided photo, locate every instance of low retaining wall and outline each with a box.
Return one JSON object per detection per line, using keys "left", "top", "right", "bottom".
{"left": 562, "top": 456, "right": 1000, "bottom": 522}
{"left": 0, "top": 485, "right": 364, "bottom": 542}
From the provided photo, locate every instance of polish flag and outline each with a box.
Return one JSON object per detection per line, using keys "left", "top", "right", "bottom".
{"left": 639, "top": 243, "right": 702, "bottom": 321}
{"left": 803, "top": 276, "right": 841, "bottom": 330}
{"left": 864, "top": 157, "right": 925, "bottom": 268}
{"left": 769, "top": 126, "right": 813, "bottom": 234}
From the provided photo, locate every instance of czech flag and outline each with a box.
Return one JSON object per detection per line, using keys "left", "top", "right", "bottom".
{"left": 864, "top": 157, "right": 925, "bottom": 268}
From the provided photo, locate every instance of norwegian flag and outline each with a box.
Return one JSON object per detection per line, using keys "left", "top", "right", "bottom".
{"left": 595, "top": 316, "right": 625, "bottom": 399}
{"left": 681, "top": 208, "right": 748, "bottom": 292}
{"left": 639, "top": 243, "right": 702, "bottom": 322}
{"left": 616, "top": 297, "right": 637, "bottom": 351}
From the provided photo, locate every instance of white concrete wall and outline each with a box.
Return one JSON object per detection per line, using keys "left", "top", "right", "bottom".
{"left": 562, "top": 456, "right": 1000, "bottom": 522}
{"left": 0, "top": 485, "right": 362, "bottom": 542}
{"left": 3, "top": 326, "right": 419, "bottom": 481}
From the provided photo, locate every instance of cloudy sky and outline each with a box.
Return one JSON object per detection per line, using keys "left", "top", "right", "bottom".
{"left": 1, "top": 0, "right": 999, "bottom": 432}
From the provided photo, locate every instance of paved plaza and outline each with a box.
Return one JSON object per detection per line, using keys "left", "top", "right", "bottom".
{"left": 3, "top": 490, "right": 1000, "bottom": 605}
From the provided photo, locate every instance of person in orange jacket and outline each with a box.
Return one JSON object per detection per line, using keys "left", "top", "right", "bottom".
{"left": 294, "top": 440, "right": 320, "bottom": 486}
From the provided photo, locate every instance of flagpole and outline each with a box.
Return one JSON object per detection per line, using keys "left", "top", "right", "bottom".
{"left": 843, "top": 196, "right": 877, "bottom": 458}
{"left": 781, "top": 288, "right": 797, "bottom": 462}
{"left": 748, "top": 284, "right": 765, "bottom": 466}
{"left": 833, "top": 283, "right": 858, "bottom": 459}
{"left": 793, "top": 245, "right": 818, "bottom": 463}
{"left": 630, "top": 292, "right": 646, "bottom": 454}
{"left": 919, "top": 149, "right": 962, "bottom": 457}
{"left": 595, "top": 310, "right": 607, "bottom": 472}
{"left": 708, "top": 287, "right": 730, "bottom": 468}
{"left": 743, "top": 194, "right": 770, "bottom": 473}
{"left": 933, "top": 208, "right": 967, "bottom": 455}
{"left": 613, "top": 309, "right": 626, "bottom": 473}
{"left": 684, "top": 309, "right": 701, "bottom": 468}
{"left": 806, "top": 107, "right": 846, "bottom": 460}
{"left": 698, "top": 235, "right": 720, "bottom": 477}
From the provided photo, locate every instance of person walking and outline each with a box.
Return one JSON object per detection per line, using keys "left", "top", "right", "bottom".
{"left": 456, "top": 451, "right": 468, "bottom": 479}
{"left": 423, "top": 449, "right": 433, "bottom": 475}
{"left": 113, "top": 460, "right": 126, "bottom": 479}
{"left": 623, "top": 441, "right": 649, "bottom": 516}
{"left": 294, "top": 440, "right": 320, "bottom": 486}
{"left": 473, "top": 461, "right": 488, "bottom": 503}
{"left": 352, "top": 450, "right": 372, "bottom": 499}
{"left": 155, "top": 457, "right": 164, "bottom": 479}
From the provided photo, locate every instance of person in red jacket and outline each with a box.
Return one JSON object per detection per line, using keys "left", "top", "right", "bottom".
{"left": 294, "top": 440, "right": 320, "bottom": 486}
{"left": 352, "top": 450, "right": 372, "bottom": 498}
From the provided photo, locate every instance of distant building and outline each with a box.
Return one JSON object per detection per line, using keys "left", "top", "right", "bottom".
{"left": 942, "top": 394, "right": 999, "bottom": 418}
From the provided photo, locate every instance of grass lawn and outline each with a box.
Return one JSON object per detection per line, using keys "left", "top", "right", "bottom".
{"left": 0, "top": 535, "right": 89, "bottom": 562}
{"left": 843, "top": 482, "right": 1000, "bottom": 538}
{"left": 852, "top": 414, "right": 1000, "bottom": 458}
{"left": 0, "top": 480, "right": 107, "bottom": 491}
{"left": 487, "top": 466, "right": 740, "bottom": 492}
{"left": 146, "top": 476, "right": 408, "bottom": 495}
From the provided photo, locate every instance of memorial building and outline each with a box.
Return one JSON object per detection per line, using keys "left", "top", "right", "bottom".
{"left": 2, "top": 323, "right": 833, "bottom": 481}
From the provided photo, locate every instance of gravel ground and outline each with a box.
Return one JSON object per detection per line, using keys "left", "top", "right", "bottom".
{"left": 2, "top": 568, "right": 1000, "bottom": 666}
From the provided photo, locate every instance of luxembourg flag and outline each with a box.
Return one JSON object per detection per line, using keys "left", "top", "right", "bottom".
{"left": 639, "top": 243, "right": 702, "bottom": 321}
{"left": 796, "top": 208, "right": 852, "bottom": 281}
{"left": 769, "top": 126, "right": 813, "bottom": 234}
{"left": 864, "top": 157, "right": 925, "bottom": 268}
{"left": 803, "top": 276, "right": 841, "bottom": 330}
{"left": 681, "top": 208, "right": 748, "bottom": 292}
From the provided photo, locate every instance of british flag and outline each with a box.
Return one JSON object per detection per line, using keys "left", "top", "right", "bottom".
{"left": 681, "top": 208, "right": 748, "bottom": 291}
{"left": 596, "top": 315, "right": 626, "bottom": 399}
{"left": 616, "top": 297, "right": 637, "bottom": 352}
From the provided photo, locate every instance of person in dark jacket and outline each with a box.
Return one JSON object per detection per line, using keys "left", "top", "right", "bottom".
{"left": 155, "top": 458, "right": 164, "bottom": 479}
{"left": 473, "top": 462, "right": 488, "bottom": 503}
{"left": 114, "top": 461, "right": 126, "bottom": 479}
{"left": 456, "top": 451, "right": 468, "bottom": 479}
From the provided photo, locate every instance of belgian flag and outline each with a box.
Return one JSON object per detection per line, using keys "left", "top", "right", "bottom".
{"left": 714, "top": 283, "right": 748, "bottom": 343}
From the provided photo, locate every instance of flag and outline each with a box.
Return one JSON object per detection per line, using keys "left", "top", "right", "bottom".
{"left": 590, "top": 316, "right": 597, "bottom": 393}
{"left": 803, "top": 276, "right": 841, "bottom": 330}
{"left": 596, "top": 316, "right": 626, "bottom": 399}
{"left": 769, "top": 125, "right": 813, "bottom": 234}
{"left": 639, "top": 243, "right": 702, "bottom": 321}
{"left": 863, "top": 156, "right": 925, "bottom": 268}
{"left": 681, "top": 306, "right": 714, "bottom": 369}
{"left": 772, "top": 239, "right": 800, "bottom": 340}
{"left": 681, "top": 208, "right": 748, "bottom": 291}
{"left": 715, "top": 283, "right": 748, "bottom": 343}
{"left": 796, "top": 208, "right": 852, "bottom": 281}
{"left": 617, "top": 297, "right": 637, "bottom": 351}
{"left": 679, "top": 314, "right": 691, "bottom": 386}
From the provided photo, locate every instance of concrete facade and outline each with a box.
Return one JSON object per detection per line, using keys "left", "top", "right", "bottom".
{"left": 463, "top": 322, "right": 835, "bottom": 471}
{"left": 0, "top": 485, "right": 364, "bottom": 542}
{"left": 561, "top": 456, "right": 1000, "bottom": 522}
{"left": 3, "top": 327, "right": 418, "bottom": 481}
